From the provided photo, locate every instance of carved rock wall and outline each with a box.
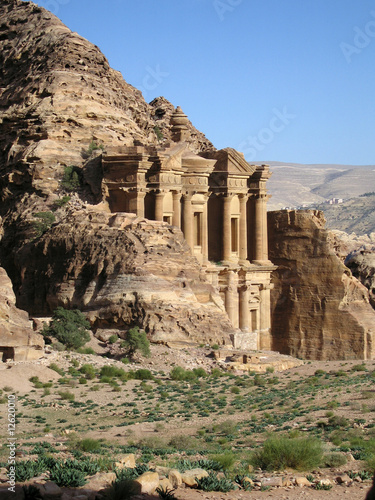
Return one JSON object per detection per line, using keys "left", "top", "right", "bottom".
{"left": 0, "top": 267, "right": 44, "bottom": 361}
{"left": 268, "top": 210, "right": 375, "bottom": 360}
{"left": 14, "top": 209, "right": 234, "bottom": 345}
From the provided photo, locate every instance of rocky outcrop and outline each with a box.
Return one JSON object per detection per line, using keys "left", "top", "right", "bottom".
{"left": 329, "top": 231, "right": 375, "bottom": 310}
{"left": 14, "top": 208, "right": 233, "bottom": 345}
{"left": 346, "top": 250, "right": 375, "bottom": 309}
{"left": 268, "top": 210, "right": 375, "bottom": 360}
{"left": 0, "top": 0, "right": 213, "bottom": 204}
{"left": 0, "top": 267, "right": 44, "bottom": 361}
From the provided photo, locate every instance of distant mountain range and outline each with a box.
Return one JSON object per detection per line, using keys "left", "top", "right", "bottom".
{"left": 264, "top": 161, "right": 375, "bottom": 234}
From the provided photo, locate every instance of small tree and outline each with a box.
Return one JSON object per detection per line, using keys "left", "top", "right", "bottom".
{"left": 44, "top": 307, "right": 91, "bottom": 350}
{"left": 123, "top": 327, "right": 150, "bottom": 358}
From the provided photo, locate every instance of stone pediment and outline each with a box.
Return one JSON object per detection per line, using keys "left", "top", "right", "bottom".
{"left": 163, "top": 142, "right": 217, "bottom": 174}
{"left": 201, "top": 148, "right": 256, "bottom": 176}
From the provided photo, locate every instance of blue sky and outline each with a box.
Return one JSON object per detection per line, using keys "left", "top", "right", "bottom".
{"left": 31, "top": 0, "right": 375, "bottom": 165}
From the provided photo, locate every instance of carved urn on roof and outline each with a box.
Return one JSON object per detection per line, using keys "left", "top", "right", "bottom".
{"left": 171, "top": 106, "right": 189, "bottom": 142}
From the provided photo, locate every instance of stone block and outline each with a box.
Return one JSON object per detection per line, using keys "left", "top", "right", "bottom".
{"left": 133, "top": 472, "right": 160, "bottom": 495}
{"left": 168, "top": 469, "right": 182, "bottom": 488}
{"left": 158, "top": 478, "right": 173, "bottom": 491}
{"left": 181, "top": 468, "right": 208, "bottom": 487}
{"left": 115, "top": 453, "right": 135, "bottom": 469}
{"left": 294, "top": 476, "right": 311, "bottom": 487}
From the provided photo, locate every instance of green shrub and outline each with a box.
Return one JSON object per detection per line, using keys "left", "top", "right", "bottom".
{"left": 211, "top": 451, "right": 235, "bottom": 470}
{"left": 195, "top": 472, "right": 236, "bottom": 492}
{"left": 153, "top": 126, "right": 164, "bottom": 142}
{"left": 324, "top": 452, "right": 347, "bottom": 467}
{"left": 108, "top": 334, "right": 118, "bottom": 344}
{"left": 100, "top": 366, "right": 126, "bottom": 379}
{"left": 122, "top": 327, "right": 150, "bottom": 358}
{"left": 49, "top": 363, "right": 64, "bottom": 376}
{"left": 15, "top": 461, "right": 45, "bottom": 482}
{"left": 53, "top": 196, "right": 71, "bottom": 209}
{"left": 251, "top": 436, "right": 324, "bottom": 471}
{"left": 50, "top": 465, "right": 87, "bottom": 487}
{"left": 134, "top": 369, "right": 153, "bottom": 380}
{"left": 170, "top": 366, "right": 196, "bottom": 381}
{"left": 79, "top": 364, "right": 97, "bottom": 380}
{"left": 76, "top": 438, "right": 101, "bottom": 452}
{"left": 58, "top": 391, "right": 75, "bottom": 401}
{"left": 76, "top": 347, "right": 95, "bottom": 354}
{"left": 61, "top": 166, "right": 81, "bottom": 191}
{"left": 44, "top": 307, "right": 90, "bottom": 349}
{"left": 156, "top": 486, "right": 177, "bottom": 499}
{"left": 32, "top": 211, "right": 55, "bottom": 237}
{"left": 168, "top": 434, "right": 197, "bottom": 450}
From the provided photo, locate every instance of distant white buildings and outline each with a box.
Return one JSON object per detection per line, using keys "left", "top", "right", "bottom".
{"left": 327, "top": 198, "right": 344, "bottom": 205}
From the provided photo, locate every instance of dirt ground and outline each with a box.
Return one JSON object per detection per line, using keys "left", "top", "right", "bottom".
{"left": 2, "top": 340, "right": 375, "bottom": 499}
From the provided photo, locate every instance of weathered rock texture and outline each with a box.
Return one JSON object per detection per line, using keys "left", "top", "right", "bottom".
{"left": 0, "top": 267, "right": 44, "bottom": 361}
{"left": 268, "top": 210, "right": 375, "bottom": 360}
{"left": 0, "top": 0, "right": 225, "bottom": 345}
{"left": 346, "top": 250, "right": 375, "bottom": 310}
{"left": 14, "top": 208, "right": 233, "bottom": 345}
{"left": 0, "top": 0, "right": 213, "bottom": 203}
{"left": 329, "top": 231, "right": 375, "bottom": 310}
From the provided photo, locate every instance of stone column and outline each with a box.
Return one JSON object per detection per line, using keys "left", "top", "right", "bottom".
{"left": 222, "top": 195, "right": 232, "bottom": 263}
{"left": 172, "top": 192, "right": 181, "bottom": 228}
{"left": 258, "top": 285, "right": 271, "bottom": 349}
{"left": 136, "top": 191, "right": 146, "bottom": 218}
{"left": 254, "top": 195, "right": 269, "bottom": 263}
{"left": 202, "top": 201, "right": 208, "bottom": 263}
{"left": 224, "top": 270, "right": 238, "bottom": 327}
{"left": 182, "top": 194, "right": 194, "bottom": 250}
{"left": 154, "top": 192, "right": 165, "bottom": 221}
{"left": 262, "top": 195, "right": 269, "bottom": 261}
{"left": 239, "top": 194, "right": 248, "bottom": 264}
{"left": 254, "top": 195, "right": 263, "bottom": 262}
{"left": 239, "top": 286, "right": 249, "bottom": 332}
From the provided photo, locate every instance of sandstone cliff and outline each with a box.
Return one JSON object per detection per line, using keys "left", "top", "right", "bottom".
{"left": 14, "top": 208, "right": 233, "bottom": 345}
{"left": 0, "top": 0, "right": 228, "bottom": 345}
{"left": 268, "top": 210, "right": 375, "bottom": 360}
{"left": 0, "top": 0, "right": 213, "bottom": 203}
{"left": 0, "top": 267, "right": 44, "bottom": 361}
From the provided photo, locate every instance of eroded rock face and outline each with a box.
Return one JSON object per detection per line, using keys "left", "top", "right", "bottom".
{"left": 268, "top": 210, "right": 375, "bottom": 360}
{"left": 0, "top": 267, "right": 44, "bottom": 361}
{"left": 0, "top": 0, "right": 213, "bottom": 203}
{"left": 14, "top": 209, "right": 233, "bottom": 345}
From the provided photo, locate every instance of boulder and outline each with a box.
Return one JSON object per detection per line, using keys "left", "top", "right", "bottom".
{"left": 294, "top": 476, "right": 312, "bottom": 487}
{"left": 181, "top": 468, "right": 209, "bottom": 487}
{"left": 133, "top": 472, "right": 160, "bottom": 495}
{"left": 168, "top": 469, "right": 183, "bottom": 488}
{"left": 114, "top": 453, "right": 136, "bottom": 469}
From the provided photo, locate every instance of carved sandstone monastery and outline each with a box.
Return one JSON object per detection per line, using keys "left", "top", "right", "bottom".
{"left": 0, "top": 0, "right": 374, "bottom": 360}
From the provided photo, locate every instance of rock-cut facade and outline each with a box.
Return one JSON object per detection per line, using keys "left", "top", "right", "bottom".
{"left": 102, "top": 107, "right": 276, "bottom": 350}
